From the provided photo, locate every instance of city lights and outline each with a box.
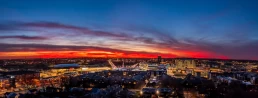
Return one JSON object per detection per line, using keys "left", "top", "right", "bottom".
{"left": 0, "top": 0, "right": 258, "bottom": 98}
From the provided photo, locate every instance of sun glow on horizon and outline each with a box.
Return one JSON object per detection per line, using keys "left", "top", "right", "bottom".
{"left": 0, "top": 49, "right": 227, "bottom": 59}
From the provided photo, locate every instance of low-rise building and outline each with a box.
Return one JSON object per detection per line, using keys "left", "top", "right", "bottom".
{"left": 0, "top": 71, "right": 40, "bottom": 87}
{"left": 0, "top": 77, "right": 10, "bottom": 88}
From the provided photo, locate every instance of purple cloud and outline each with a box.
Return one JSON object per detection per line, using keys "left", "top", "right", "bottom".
{"left": 0, "top": 35, "right": 48, "bottom": 40}
{"left": 21, "top": 21, "right": 130, "bottom": 38}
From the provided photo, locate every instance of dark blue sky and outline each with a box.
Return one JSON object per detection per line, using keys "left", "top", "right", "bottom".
{"left": 0, "top": 0, "right": 258, "bottom": 59}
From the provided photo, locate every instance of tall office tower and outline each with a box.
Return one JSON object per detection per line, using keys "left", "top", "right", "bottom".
{"left": 158, "top": 56, "right": 162, "bottom": 64}
{"left": 9, "top": 76, "right": 16, "bottom": 88}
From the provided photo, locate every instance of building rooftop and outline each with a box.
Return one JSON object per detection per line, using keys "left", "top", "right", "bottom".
{"left": 53, "top": 64, "right": 80, "bottom": 68}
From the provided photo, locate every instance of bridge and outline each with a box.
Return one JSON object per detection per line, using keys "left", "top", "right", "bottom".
{"left": 107, "top": 59, "right": 139, "bottom": 70}
{"left": 108, "top": 59, "right": 117, "bottom": 69}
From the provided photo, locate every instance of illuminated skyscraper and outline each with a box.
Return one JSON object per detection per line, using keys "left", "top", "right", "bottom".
{"left": 175, "top": 59, "right": 196, "bottom": 69}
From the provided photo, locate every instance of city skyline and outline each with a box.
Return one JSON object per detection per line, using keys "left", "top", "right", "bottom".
{"left": 1, "top": 0, "right": 258, "bottom": 60}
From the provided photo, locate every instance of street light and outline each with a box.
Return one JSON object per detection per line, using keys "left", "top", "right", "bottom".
{"left": 156, "top": 90, "right": 159, "bottom": 95}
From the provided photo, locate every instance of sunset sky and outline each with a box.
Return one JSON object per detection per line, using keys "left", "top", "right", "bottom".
{"left": 0, "top": 0, "right": 258, "bottom": 60}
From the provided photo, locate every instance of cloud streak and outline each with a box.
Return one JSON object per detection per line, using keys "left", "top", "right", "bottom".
{"left": 0, "top": 35, "right": 48, "bottom": 40}
{"left": 21, "top": 21, "right": 130, "bottom": 38}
